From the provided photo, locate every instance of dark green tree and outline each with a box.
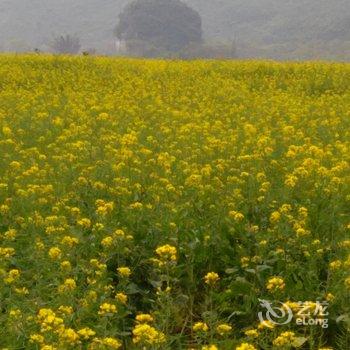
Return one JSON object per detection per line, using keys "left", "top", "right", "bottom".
{"left": 115, "top": 0, "right": 202, "bottom": 54}
{"left": 50, "top": 34, "right": 81, "bottom": 54}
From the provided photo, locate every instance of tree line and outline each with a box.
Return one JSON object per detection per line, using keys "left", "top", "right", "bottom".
{"left": 49, "top": 0, "right": 236, "bottom": 59}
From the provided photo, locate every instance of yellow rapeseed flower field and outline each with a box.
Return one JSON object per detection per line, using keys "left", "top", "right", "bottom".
{"left": 0, "top": 54, "right": 349, "bottom": 349}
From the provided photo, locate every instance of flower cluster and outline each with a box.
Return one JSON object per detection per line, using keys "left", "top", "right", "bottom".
{"left": 0, "top": 55, "right": 348, "bottom": 349}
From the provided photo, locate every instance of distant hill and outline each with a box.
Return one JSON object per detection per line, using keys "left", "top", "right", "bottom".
{"left": 0, "top": 0, "right": 349, "bottom": 60}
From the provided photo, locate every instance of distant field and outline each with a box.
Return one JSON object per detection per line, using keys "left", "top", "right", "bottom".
{"left": 0, "top": 55, "right": 349, "bottom": 349}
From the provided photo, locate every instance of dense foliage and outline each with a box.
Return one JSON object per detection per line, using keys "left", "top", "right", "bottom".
{"left": 0, "top": 55, "right": 349, "bottom": 349}
{"left": 115, "top": 0, "right": 202, "bottom": 53}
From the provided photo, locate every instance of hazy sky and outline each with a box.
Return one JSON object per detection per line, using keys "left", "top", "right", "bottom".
{"left": 0, "top": 0, "right": 349, "bottom": 60}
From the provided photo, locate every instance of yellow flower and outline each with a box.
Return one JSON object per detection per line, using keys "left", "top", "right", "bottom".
{"left": 101, "top": 337, "right": 122, "bottom": 349}
{"left": 77, "top": 327, "right": 96, "bottom": 340}
{"left": 282, "top": 301, "right": 300, "bottom": 312}
{"left": 41, "top": 346, "right": 57, "bottom": 350}
{"left": 48, "top": 247, "right": 62, "bottom": 260}
{"left": 116, "top": 292, "right": 128, "bottom": 304}
{"left": 61, "top": 236, "right": 79, "bottom": 247}
{"left": 325, "top": 293, "right": 335, "bottom": 302}
{"left": 204, "top": 272, "right": 220, "bottom": 285}
{"left": 296, "top": 227, "right": 309, "bottom": 237}
{"left": 329, "top": 260, "right": 342, "bottom": 270}
{"left": 114, "top": 229, "right": 125, "bottom": 238}
{"left": 58, "top": 306, "right": 74, "bottom": 315}
{"left": 2, "top": 126, "right": 12, "bottom": 136}
{"left": 10, "top": 268, "right": 20, "bottom": 278}
{"left": 202, "top": 345, "right": 218, "bottom": 350}
{"left": 285, "top": 175, "right": 297, "bottom": 187}
{"left": 14, "top": 287, "right": 29, "bottom": 295}
{"left": 270, "top": 211, "right": 281, "bottom": 224}
{"left": 240, "top": 257, "right": 250, "bottom": 267}
{"left": 155, "top": 244, "right": 177, "bottom": 262}
{"left": 0, "top": 204, "right": 10, "bottom": 215}
{"left": 136, "top": 313, "right": 154, "bottom": 323}
{"left": 77, "top": 218, "right": 91, "bottom": 229}
{"left": 229, "top": 210, "right": 245, "bottom": 222}
{"left": 117, "top": 267, "right": 131, "bottom": 278}
{"left": 29, "top": 334, "right": 44, "bottom": 344}
{"left": 98, "top": 303, "right": 117, "bottom": 315}
{"left": 97, "top": 112, "right": 109, "bottom": 121}
{"left": 4, "top": 228, "right": 17, "bottom": 240}
{"left": 193, "top": 322, "right": 209, "bottom": 332}
{"left": 60, "top": 260, "right": 72, "bottom": 271}
{"left": 58, "top": 278, "right": 76, "bottom": 292}
{"left": 96, "top": 201, "right": 114, "bottom": 216}
{"left": 216, "top": 323, "right": 232, "bottom": 335}
{"left": 37, "top": 308, "right": 64, "bottom": 332}
{"left": 266, "top": 276, "right": 285, "bottom": 292}
{"left": 4, "top": 269, "right": 21, "bottom": 284}
{"left": 87, "top": 290, "right": 98, "bottom": 301}
{"left": 129, "top": 201, "right": 143, "bottom": 209}
{"left": 258, "top": 320, "right": 275, "bottom": 329}
{"left": 244, "top": 329, "right": 259, "bottom": 338}
{"left": 132, "top": 324, "right": 165, "bottom": 345}
{"left": 9, "top": 309, "right": 21, "bottom": 318}
{"left": 101, "top": 236, "right": 114, "bottom": 248}
{"left": 0, "top": 247, "right": 15, "bottom": 258}
{"left": 273, "top": 331, "right": 296, "bottom": 347}
{"left": 185, "top": 174, "right": 202, "bottom": 187}
{"left": 235, "top": 343, "right": 257, "bottom": 350}
{"left": 58, "top": 327, "right": 80, "bottom": 345}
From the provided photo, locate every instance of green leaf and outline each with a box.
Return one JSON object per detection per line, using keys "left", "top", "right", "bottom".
{"left": 225, "top": 267, "right": 238, "bottom": 274}
{"left": 292, "top": 337, "right": 308, "bottom": 348}
{"left": 126, "top": 282, "right": 143, "bottom": 294}
{"left": 230, "top": 277, "right": 253, "bottom": 295}
{"left": 256, "top": 264, "right": 272, "bottom": 272}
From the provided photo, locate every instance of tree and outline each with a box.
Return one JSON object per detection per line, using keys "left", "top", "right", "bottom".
{"left": 50, "top": 34, "right": 81, "bottom": 54}
{"left": 115, "top": 0, "right": 202, "bottom": 55}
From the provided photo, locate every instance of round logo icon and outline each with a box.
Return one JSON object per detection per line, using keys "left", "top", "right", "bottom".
{"left": 258, "top": 299, "right": 293, "bottom": 326}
